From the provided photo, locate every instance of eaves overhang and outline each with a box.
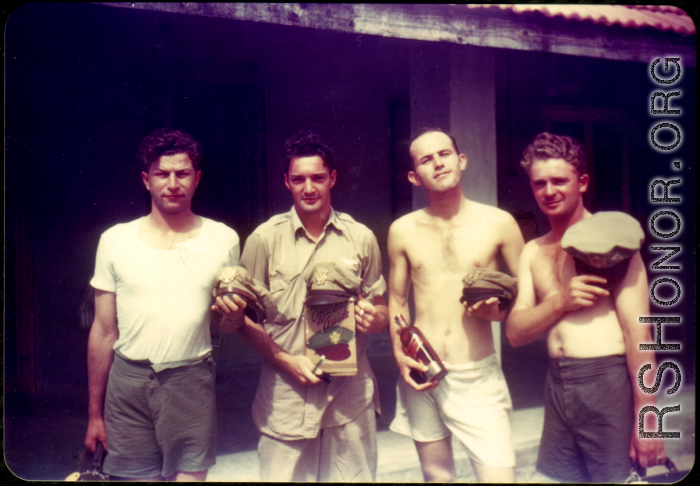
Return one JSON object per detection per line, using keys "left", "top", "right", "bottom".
{"left": 96, "top": 3, "right": 696, "bottom": 66}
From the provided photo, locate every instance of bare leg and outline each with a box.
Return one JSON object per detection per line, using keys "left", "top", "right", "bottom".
{"left": 167, "top": 470, "right": 208, "bottom": 482}
{"left": 415, "top": 437, "right": 456, "bottom": 482}
{"left": 471, "top": 460, "right": 515, "bottom": 483}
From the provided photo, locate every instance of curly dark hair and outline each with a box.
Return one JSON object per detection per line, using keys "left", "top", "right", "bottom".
{"left": 409, "top": 128, "right": 460, "bottom": 162}
{"left": 138, "top": 128, "right": 203, "bottom": 171}
{"left": 520, "top": 132, "right": 586, "bottom": 175}
{"left": 282, "top": 129, "right": 335, "bottom": 174}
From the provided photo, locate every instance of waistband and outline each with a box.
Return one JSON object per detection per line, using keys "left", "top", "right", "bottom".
{"left": 549, "top": 354, "right": 626, "bottom": 369}
{"left": 114, "top": 350, "right": 212, "bottom": 373}
{"left": 548, "top": 355, "right": 627, "bottom": 383}
{"left": 443, "top": 353, "right": 498, "bottom": 372}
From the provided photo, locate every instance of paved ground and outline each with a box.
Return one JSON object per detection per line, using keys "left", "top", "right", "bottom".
{"left": 206, "top": 388, "right": 695, "bottom": 483}
{"left": 4, "top": 333, "right": 695, "bottom": 482}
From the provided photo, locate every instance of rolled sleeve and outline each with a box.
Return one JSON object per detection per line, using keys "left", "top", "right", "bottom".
{"left": 240, "top": 233, "right": 269, "bottom": 289}
{"left": 361, "top": 233, "right": 387, "bottom": 300}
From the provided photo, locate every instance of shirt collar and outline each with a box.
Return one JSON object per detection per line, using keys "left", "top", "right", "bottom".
{"left": 290, "top": 206, "right": 343, "bottom": 239}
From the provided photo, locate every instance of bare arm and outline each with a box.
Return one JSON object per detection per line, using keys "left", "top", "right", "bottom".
{"left": 468, "top": 213, "right": 525, "bottom": 321}
{"left": 387, "top": 221, "right": 434, "bottom": 391}
{"left": 84, "top": 289, "right": 119, "bottom": 452}
{"left": 235, "top": 317, "right": 322, "bottom": 385}
{"left": 506, "top": 242, "right": 559, "bottom": 346}
{"left": 500, "top": 214, "right": 525, "bottom": 277}
{"left": 614, "top": 252, "right": 665, "bottom": 468}
{"left": 506, "top": 242, "right": 609, "bottom": 347}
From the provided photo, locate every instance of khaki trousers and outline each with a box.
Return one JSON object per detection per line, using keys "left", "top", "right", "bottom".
{"left": 258, "top": 402, "right": 377, "bottom": 482}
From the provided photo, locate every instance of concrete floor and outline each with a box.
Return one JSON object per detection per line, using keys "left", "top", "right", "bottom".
{"left": 4, "top": 336, "right": 695, "bottom": 482}
{"left": 206, "top": 389, "right": 695, "bottom": 483}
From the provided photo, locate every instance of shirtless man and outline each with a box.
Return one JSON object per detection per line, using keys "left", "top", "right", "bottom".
{"left": 506, "top": 132, "right": 666, "bottom": 482}
{"left": 388, "top": 129, "right": 524, "bottom": 482}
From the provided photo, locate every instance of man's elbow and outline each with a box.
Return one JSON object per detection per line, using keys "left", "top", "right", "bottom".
{"left": 90, "top": 318, "right": 118, "bottom": 340}
{"left": 505, "top": 323, "right": 527, "bottom": 348}
{"left": 387, "top": 295, "right": 406, "bottom": 313}
{"left": 506, "top": 332, "right": 522, "bottom": 348}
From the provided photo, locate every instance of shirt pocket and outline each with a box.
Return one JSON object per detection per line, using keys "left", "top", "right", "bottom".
{"left": 270, "top": 276, "right": 291, "bottom": 294}
{"left": 269, "top": 276, "right": 294, "bottom": 325}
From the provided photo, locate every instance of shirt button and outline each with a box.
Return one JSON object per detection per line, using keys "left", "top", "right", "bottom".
{"left": 149, "top": 373, "right": 155, "bottom": 380}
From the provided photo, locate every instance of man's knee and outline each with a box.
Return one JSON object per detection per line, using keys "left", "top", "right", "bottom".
{"left": 471, "top": 462, "right": 516, "bottom": 483}
{"left": 166, "top": 470, "right": 207, "bottom": 482}
{"left": 422, "top": 464, "right": 456, "bottom": 483}
{"left": 415, "top": 438, "right": 456, "bottom": 482}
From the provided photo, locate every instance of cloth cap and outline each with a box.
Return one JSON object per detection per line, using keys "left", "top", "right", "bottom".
{"left": 306, "top": 325, "right": 355, "bottom": 361}
{"left": 562, "top": 212, "right": 644, "bottom": 289}
{"left": 460, "top": 269, "right": 517, "bottom": 312}
{"left": 212, "top": 266, "right": 277, "bottom": 323}
{"left": 304, "top": 261, "right": 362, "bottom": 306}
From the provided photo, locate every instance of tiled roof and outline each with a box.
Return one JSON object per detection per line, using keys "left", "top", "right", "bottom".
{"left": 464, "top": 4, "right": 695, "bottom": 35}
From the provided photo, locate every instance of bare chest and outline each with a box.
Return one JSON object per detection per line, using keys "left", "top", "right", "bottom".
{"left": 531, "top": 244, "right": 577, "bottom": 301}
{"left": 407, "top": 222, "right": 501, "bottom": 277}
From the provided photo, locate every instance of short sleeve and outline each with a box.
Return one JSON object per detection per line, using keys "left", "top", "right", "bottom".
{"left": 361, "top": 231, "right": 387, "bottom": 300}
{"left": 240, "top": 232, "right": 269, "bottom": 288}
{"left": 90, "top": 232, "right": 117, "bottom": 292}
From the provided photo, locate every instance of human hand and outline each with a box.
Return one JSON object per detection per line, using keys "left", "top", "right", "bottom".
{"left": 393, "top": 348, "right": 439, "bottom": 392}
{"left": 84, "top": 416, "right": 107, "bottom": 453}
{"left": 630, "top": 430, "right": 666, "bottom": 469}
{"left": 355, "top": 295, "right": 387, "bottom": 334}
{"left": 211, "top": 293, "right": 247, "bottom": 332}
{"left": 556, "top": 275, "right": 609, "bottom": 313}
{"left": 280, "top": 354, "right": 324, "bottom": 386}
{"left": 466, "top": 297, "right": 507, "bottom": 321}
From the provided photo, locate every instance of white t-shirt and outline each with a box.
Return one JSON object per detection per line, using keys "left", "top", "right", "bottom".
{"left": 90, "top": 217, "right": 239, "bottom": 364}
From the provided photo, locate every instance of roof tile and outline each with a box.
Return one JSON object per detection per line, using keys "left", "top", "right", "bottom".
{"left": 464, "top": 4, "right": 695, "bottom": 35}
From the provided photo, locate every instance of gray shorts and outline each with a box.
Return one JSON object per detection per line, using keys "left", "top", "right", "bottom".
{"left": 537, "top": 355, "right": 633, "bottom": 483}
{"left": 103, "top": 354, "right": 217, "bottom": 479}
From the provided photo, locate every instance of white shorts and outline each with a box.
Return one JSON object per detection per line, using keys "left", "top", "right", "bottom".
{"left": 390, "top": 354, "right": 515, "bottom": 467}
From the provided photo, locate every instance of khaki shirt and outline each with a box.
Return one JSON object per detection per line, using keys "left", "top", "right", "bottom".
{"left": 240, "top": 207, "right": 387, "bottom": 440}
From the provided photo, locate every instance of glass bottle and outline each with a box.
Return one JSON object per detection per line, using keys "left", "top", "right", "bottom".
{"left": 394, "top": 314, "right": 447, "bottom": 384}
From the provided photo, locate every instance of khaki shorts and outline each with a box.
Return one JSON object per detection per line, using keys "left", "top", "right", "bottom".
{"left": 390, "top": 354, "right": 515, "bottom": 467}
{"left": 103, "top": 354, "right": 217, "bottom": 479}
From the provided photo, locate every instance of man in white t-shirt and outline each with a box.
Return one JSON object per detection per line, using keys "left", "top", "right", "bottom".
{"left": 83, "top": 128, "right": 241, "bottom": 481}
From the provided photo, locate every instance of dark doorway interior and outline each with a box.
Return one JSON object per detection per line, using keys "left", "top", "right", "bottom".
{"left": 143, "top": 79, "right": 270, "bottom": 241}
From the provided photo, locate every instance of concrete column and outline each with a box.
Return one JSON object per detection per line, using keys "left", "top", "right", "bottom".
{"left": 410, "top": 42, "right": 502, "bottom": 364}
{"left": 409, "top": 42, "right": 451, "bottom": 210}
{"left": 449, "top": 44, "right": 498, "bottom": 206}
{"left": 409, "top": 43, "right": 498, "bottom": 205}
{"left": 449, "top": 44, "right": 501, "bottom": 364}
